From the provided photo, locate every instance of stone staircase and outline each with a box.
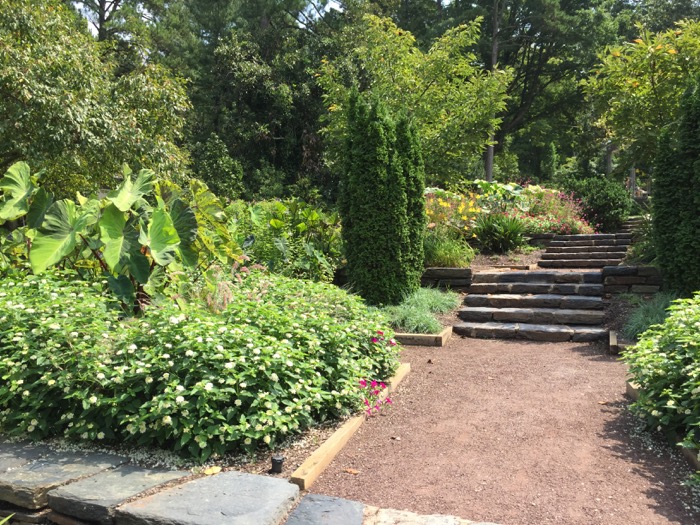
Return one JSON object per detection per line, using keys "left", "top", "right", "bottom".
{"left": 453, "top": 270, "right": 608, "bottom": 342}
{"left": 618, "top": 216, "right": 644, "bottom": 234}
{"left": 537, "top": 233, "right": 631, "bottom": 269}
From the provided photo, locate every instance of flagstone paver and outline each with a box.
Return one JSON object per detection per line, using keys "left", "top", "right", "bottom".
{"left": 48, "top": 465, "right": 190, "bottom": 524}
{"left": 285, "top": 493, "right": 364, "bottom": 525}
{"left": 114, "top": 471, "right": 299, "bottom": 525}
{"left": 0, "top": 443, "right": 500, "bottom": 525}
{"left": 0, "top": 451, "right": 126, "bottom": 509}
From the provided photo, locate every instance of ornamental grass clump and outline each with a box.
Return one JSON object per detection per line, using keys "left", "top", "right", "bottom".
{"left": 623, "top": 293, "right": 700, "bottom": 451}
{"left": 0, "top": 271, "right": 399, "bottom": 462}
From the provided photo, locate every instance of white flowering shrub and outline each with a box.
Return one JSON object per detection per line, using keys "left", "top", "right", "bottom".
{"left": 0, "top": 271, "right": 399, "bottom": 461}
{"left": 623, "top": 293, "right": 700, "bottom": 450}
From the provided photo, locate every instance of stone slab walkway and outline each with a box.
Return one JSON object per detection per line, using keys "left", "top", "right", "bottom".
{"left": 0, "top": 442, "right": 499, "bottom": 525}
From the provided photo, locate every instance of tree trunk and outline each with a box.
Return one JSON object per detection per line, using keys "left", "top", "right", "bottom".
{"left": 484, "top": 0, "right": 501, "bottom": 182}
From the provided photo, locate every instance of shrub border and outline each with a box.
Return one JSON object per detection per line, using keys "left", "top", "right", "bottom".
{"left": 625, "top": 380, "right": 700, "bottom": 471}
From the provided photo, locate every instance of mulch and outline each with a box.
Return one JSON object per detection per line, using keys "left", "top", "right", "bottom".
{"left": 310, "top": 336, "right": 700, "bottom": 525}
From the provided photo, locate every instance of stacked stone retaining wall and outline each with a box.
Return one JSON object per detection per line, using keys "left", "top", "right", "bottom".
{"left": 602, "top": 266, "right": 662, "bottom": 294}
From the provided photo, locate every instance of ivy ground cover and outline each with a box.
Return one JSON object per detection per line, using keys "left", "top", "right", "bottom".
{"left": 0, "top": 271, "right": 399, "bottom": 462}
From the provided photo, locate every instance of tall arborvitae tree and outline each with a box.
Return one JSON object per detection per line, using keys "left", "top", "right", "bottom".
{"left": 396, "top": 116, "right": 426, "bottom": 291}
{"left": 340, "top": 91, "right": 424, "bottom": 305}
{"left": 653, "top": 78, "right": 700, "bottom": 296}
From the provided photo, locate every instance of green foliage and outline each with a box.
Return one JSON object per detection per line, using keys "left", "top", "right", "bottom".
{"left": 586, "top": 21, "right": 700, "bottom": 167}
{"left": 461, "top": 180, "right": 527, "bottom": 214}
{"left": 227, "top": 199, "right": 342, "bottom": 282}
{"left": 623, "top": 293, "right": 700, "bottom": 452}
{"left": 0, "top": 271, "right": 400, "bottom": 462}
{"left": 562, "top": 176, "right": 632, "bottom": 232}
{"left": 0, "top": 0, "right": 190, "bottom": 196}
{"left": 319, "top": 14, "right": 510, "bottom": 186}
{"left": 0, "top": 162, "right": 240, "bottom": 311}
{"left": 423, "top": 227, "right": 475, "bottom": 268}
{"left": 383, "top": 288, "right": 461, "bottom": 334}
{"left": 653, "top": 78, "right": 700, "bottom": 296}
{"left": 191, "top": 133, "right": 244, "bottom": 201}
{"left": 472, "top": 213, "right": 526, "bottom": 254}
{"left": 622, "top": 292, "right": 677, "bottom": 341}
{"left": 340, "top": 93, "right": 425, "bottom": 305}
{"left": 626, "top": 213, "right": 656, "bottom": 264}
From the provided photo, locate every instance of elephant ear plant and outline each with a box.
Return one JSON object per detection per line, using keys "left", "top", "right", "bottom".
{"left": 0, "top": 162, "right": 241, "bottom": 312}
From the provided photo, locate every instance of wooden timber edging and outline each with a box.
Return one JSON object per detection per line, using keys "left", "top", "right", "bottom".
{"left": 290, "top": 362, "right": 411, "bottom": 490}
{"left": 394, "top": 326, "right": 452, "bottom": 347}
{"left": 625, "top": 380, "right": 700, "bottom": 472}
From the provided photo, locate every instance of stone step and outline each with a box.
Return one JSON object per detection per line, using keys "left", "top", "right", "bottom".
{"left": 548, "top": 239, "right": 631, "bottom": 247}
{"left": 471, "top": 270, "right": 603, "bottom": 285}
{"left": 545, "top": 246, "right": 628, "bottom": 254}
{"left": 553, "top": 233, "right": 632, "bottom": 241}
{"left": 541, "top": 251, "right": 626, "bottom": 260}
{"left": 0, "top": 450, "right": 127, "bottom": 510}
{"left": 538, "top": 259, "right": 623, "bottom": 268}
{"left": 458, "top": 307, "right": 604, "bottom": 325}
{"left": 115, "top": 471, "right": 299, "bottom": 525}
{"left": 48, "top": 465, "right": 189, "bottom": 524}
{"left": 453, "top": 322, "right": 608, "bottom": 342}
{"left": 464, "top": 294, "right": 604, "bottom": 310}
{"left": 467, "top": 282, "right": 604, "bottom": 296}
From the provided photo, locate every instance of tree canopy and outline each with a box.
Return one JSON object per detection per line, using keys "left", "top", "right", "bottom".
{"left": 0, "top": 0, "right": 190, "bottom": 196}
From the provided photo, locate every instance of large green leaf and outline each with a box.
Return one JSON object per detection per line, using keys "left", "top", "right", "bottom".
{"left": 98, "top": 204, "right": 128, "bottom": 270}
{"left": 107, "top": 274, "right": 135, "bottom": 308}
{"left": 138, "top": 208, "right": 180, "bottom": 266}
{"left": 26, "top": 188, "right": 53, "bottom": 230}
{"left": 107, "top": 169, "right": 156, "bottom": 212}
{"left": 29, "top": 200, "right": 92, "bottom": 273}
{"left": 170, "top": 199, "right": 198, "bottom": 267}
{"left": 0, "top": 162, "right": 35, "bottom": 221}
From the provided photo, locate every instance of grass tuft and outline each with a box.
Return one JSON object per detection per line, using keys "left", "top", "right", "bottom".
{"left": 622, "top": 291, "right": 677, "bottom": 340}
{"left": 383, "top": 288, "right": 461, "bottom": 334}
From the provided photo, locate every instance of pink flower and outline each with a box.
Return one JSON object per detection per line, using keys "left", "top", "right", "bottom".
{"left": 371, "top": 337, "right": 379, "bottom": 344}
{"left": 380, "top": 382, "right": 386, "bottom": 389}
{"left": 364, "top": 398, "right": 370, "bottom": 406}
{"left": 385, "top": 398, "right": 393, "bottom": 404}
{"left": 377, "top": 330, "right": 384, "bottom": 336}
{"left": 371, "top": 380, "right": 378, "bottom": 388}
{"left": 359, "top": 379, "right": 367, "bottom": 387}
{"left": 389, "top": 339, "right": 397, "bottom": 346}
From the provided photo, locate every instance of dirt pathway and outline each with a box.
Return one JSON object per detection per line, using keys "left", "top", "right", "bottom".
{"left": 311, "top": 338, "right": 700, "bottom": 525}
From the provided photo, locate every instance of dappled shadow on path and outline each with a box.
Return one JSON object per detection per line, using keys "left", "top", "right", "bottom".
{"left": 597, "top": 400, "right": 700, "bottom": 523}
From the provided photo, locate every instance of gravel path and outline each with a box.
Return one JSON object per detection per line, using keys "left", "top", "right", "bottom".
{"left": 311, "top": 337, "right": 700, "bottom": 525}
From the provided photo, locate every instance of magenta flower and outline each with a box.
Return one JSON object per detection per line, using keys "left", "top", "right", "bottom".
{"left": 377, "top": 330, "right": 384, "bottom": 336}
{"left": 359, "top": 379, "right": 367, "bottom": 387}
{"left": 380, "top": 382, "right": 386, "bottom": 389}
{"left": 385, "top": 397, "right": 393, "bottom": 404}
{"left": 371, "top": 380, "right": 378, "bottom": 388}
{"left": 371, "top": 337, "right": 379, "bottom": 343}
